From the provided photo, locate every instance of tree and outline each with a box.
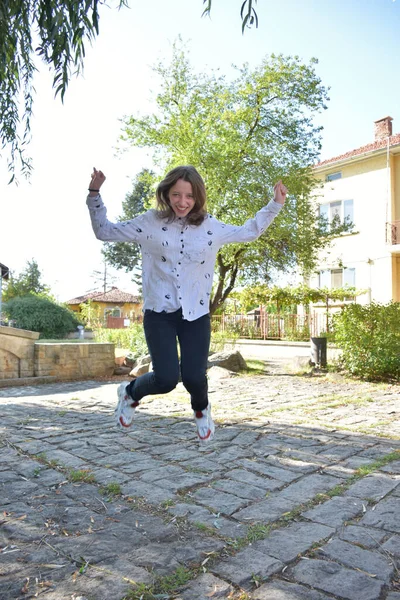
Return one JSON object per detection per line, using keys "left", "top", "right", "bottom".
{"left": 4, "top": 294, "right": 81, "bottom": 338}
{"left": 1, "top": 0, "right": 127, "bottom": 181}
{"left": 2, "top": 259, "right": 52, "bottom": 301}
{"left": 119, "top": 42, "right": 351, "bottom": 314}
{"left": 102, "top": 168, "right": 155, "bottom": 294}
{"left": 202, "top": 0, "right": 259, "bottom": 33}
{"left": 2, "top": 1, "right": 257, "bottom": 181}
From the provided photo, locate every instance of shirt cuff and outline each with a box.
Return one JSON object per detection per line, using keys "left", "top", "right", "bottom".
{"left": 266, "top": 199, "right": 283, "bottom": 214}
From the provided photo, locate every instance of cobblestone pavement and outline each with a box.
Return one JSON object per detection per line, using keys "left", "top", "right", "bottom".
{"left": 0, "top": 367, "right": 399, "bottom": 600}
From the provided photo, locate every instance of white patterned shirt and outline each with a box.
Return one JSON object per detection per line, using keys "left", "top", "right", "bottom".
{"left": 87, "top": 194, "right": 283, "bottom": 321}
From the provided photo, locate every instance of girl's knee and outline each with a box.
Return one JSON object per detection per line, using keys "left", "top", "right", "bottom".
{"left": 155, "top": 376, "right": 179, "bottom": 394}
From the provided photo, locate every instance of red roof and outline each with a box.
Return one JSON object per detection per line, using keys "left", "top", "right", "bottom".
{"left": 66, "top": 287, "right": 141, "bottom": 305}
{"left": 316, "top": 133, "right": 400, "bottom": 169}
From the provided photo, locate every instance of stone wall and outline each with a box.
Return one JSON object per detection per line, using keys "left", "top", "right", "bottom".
{"left": 34, "top": 343, "right": 115, "bottom": 379}
{"left": 0, "top": 326, "right": 40, "bottom": 379}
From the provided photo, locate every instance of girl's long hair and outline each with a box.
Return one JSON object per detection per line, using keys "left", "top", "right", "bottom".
{"left": 156, "top": 165, "right": 207, "bottom": 225}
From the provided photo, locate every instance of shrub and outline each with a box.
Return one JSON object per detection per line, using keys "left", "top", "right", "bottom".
{"left": 4, "top": 295, "right": 81, "bottom": 339}
{"left": 93, "top": 322, "right": 148, "bottom": 358}
{"left": 332, "top": 302, "right": 400, "bottom": 381}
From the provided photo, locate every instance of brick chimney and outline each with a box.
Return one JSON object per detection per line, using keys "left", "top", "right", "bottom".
{"left": 374, "top": 116, "right": 393, "bottom": 140}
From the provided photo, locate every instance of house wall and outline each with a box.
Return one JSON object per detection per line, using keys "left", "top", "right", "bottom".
{"left": 67, "top": 301, "right": 142, "bottom": 319}
{"left": 313, "top": 153, "right": 395, "bottom": 305}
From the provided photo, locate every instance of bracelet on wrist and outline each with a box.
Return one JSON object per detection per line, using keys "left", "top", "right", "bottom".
{"left": 88, "top": 188, "right": 100, "bottom": 192}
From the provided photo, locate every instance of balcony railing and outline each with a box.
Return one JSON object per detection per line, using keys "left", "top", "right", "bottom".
{"left": 386, "top": 221, "right": 400, "bottom": 245}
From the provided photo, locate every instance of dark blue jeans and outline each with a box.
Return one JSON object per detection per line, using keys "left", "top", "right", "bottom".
{"left": 127, "top": 309, "right": 211, "bottom": 411}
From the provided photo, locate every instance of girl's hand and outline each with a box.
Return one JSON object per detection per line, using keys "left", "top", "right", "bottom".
{"left": 273, "top": 180, "right": 288, "bottom": 205}
{"left": 89, "top": 167, "right": 106, "bottom": 194}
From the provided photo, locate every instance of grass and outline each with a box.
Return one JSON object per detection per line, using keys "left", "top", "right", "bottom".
{"left": 241, "top": 359, "right": 267, "bottom": 376}
{"left": 101, "top": 482, "right": 122, "bottom": 496}
{"left": 67, "top": 469, "right": 96, "bottom": 483}
{"left": 124, "top": 566, "right": 194, "bottom": 599}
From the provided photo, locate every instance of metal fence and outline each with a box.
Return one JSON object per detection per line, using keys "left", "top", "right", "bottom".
{"left": 211, "top": 312, "right": 327, "bottom": 340}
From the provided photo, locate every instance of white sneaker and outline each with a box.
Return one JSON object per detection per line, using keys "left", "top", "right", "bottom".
{"left": 115, "top": 382, "right": 138, "bottom": 431}
{"left": 194, "top": 403, "right": 215, "bottom": 444}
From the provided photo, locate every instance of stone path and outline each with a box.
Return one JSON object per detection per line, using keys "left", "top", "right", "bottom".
{"left": 0, "top": 368, "right": 399, "bottom": 600}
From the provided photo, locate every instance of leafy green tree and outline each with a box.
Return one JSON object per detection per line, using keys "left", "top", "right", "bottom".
{"left": 1, "top": 0, "right": 127, "bottom": 181}
{"left": 4, "top": 295, "right": 81, "bottom": 338}
{"left": 2, "top": 1, "right": 257, "bottom": 181}
{"left": 102, "top": 168, "right": 155, "bottom": 295}
{"left": 119, "top": 42, "right": 352, "bottom": 313}
{"left": 2, "top": 259, "right": 52, "bottom": 301}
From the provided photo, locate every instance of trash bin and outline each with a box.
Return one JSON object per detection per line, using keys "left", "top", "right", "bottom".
{"left": 77, "top": 325, "right": 85, "bottom": 340}
{"left": 310, "top": 337, "right": 327, "bottom": 368}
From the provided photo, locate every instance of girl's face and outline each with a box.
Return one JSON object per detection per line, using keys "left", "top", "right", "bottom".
{"left": 168, "top": 179, "right": 195, "bottom": 218}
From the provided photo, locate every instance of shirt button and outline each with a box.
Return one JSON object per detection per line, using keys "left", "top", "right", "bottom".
{"left": 179, "top": 297, "right": 182, "bottom": 300}
{"left": 178, "top": 262, "right": 181, "bottom": 265}
{"left": 180, "top": 251, "right": 183, "bottom": 254}
{"left": 177, "top": 274, "right": 180, "bottom": 277}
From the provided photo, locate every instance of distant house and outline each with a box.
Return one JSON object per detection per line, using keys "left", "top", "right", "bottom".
{"left": 308, "top": 115, "right": 400, "bottom": 313}
{"left": 66, "top": 287, "right": 142, "bottom": 328}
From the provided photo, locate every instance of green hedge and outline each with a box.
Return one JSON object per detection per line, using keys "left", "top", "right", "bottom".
{"left": 333, "top": 302, "right": 400, "bottom": 381}
{"left": 4, "top": 295, "right": 81, "bottom": 339}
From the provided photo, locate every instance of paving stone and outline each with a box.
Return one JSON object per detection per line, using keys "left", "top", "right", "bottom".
{"left": 176, "top": 573, "right": 233, "bottom": 599}
{"left": 120, "top": 480, "right": 176, "bottom": 504}
{"left": 223, "top": 468, "right": 283, "bottom": 491}
{"left": 382, "top": 534, "right": 400, "bottom": 558}
{"left": 139, "top": 465, "right": 186, "bottom": 482}
{"left": 254, "top": 521, "right": 334, "bottom": 562}
{"left": 291, "top": 558, "right": 384, "bottom": 600}
{"left": 344, "top": 473, "right": 399, "bottom": 501}
{"left": 0, "top": 480, "right": 39, "bottom": 503}
{"left": 280, "top": 473, "right": 343, "bottom": 504}
{"left": 339, "top": 525, "right": 387, "bottom": 548}
{"left": 318, "top": 443, "right": 365, "bottom": 460}
{"left": 302, "top": 495, "right": 365, "bottom": 527}
{"left": 168, "top": 502, "right": 248, "bottom": 539}
{"left": 232, "top": 493, "right": 297, "bottom": 523}
{"left": 380, "top": 460, "right": 400, "bottom": 474}
{"left": 317, "top": 538, "right": 394, "bottom": 582}
{"left": 211, "top": 547, "right": 283, "bottom": 587}
{"left": 212, "top": 478, "right": 267, "bottom": 499}
{"left": 192, "top": 487, "right": 248, "bottom": 515}
{"left": 252, "top": 579, "right": 334, "bottom": 599}
{"left": 358, "top": 445, "right": 399, "bottom": 460}
{"left": 234, "top": 458, "right": 300, "bottom": 482}
{"left": 265, "top": 454, "right": 319, "bottom": 474}
{"left": 156, "top": 472, "right": 210, "bottom": 491}
{"left": 360, "top": 496, "right": 400, "bottom": 533}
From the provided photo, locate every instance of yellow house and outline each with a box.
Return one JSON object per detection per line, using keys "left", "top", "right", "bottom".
{"left": 66, "top": 287, "right": 142, "bottom": 327}
{"left": 309, "top": 116, "right": 400, "bottom": 311}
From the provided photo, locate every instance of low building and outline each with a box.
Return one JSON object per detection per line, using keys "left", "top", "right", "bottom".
{"left": 66, "top": 287, "right": 142, "bottom": 328}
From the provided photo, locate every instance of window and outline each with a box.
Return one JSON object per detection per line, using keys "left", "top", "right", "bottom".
{"left": 326, "top": 172, "right": 342, "bottom": 182}
{"left": 319, "top": 199, "right": 354, "bottom": 228}
{"left": 105, "top": 307, "right": 121, "bottom": 318}
{"left": 319, "top": 268, "right": 355, "bottom": 289}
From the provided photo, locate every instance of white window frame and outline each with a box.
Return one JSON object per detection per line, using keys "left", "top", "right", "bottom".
{"left": 319, "top": 199, "right": 354, "bottom": 229}
{"left": 325, "top": 172, "right": 342, "bottom": 182}
{"left": 318, "top": 267, "right": 356, "bottom": 290}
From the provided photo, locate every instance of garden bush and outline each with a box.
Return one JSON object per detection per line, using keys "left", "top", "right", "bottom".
{"left": 93, "top": 322, "right": 148, "bottom": 358}
{"left": 332, "top": 302, "right": 400, "bottom": 381}
{"left": 93, "top": 322, "right": 239, "bottom": 358}
{"left": 4, "top": 295, "right": 82, "bottom": 339}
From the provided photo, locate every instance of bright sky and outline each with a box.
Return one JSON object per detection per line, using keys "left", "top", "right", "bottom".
{"left": 1, "top": 0, "right": 399, "bottom": 302}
